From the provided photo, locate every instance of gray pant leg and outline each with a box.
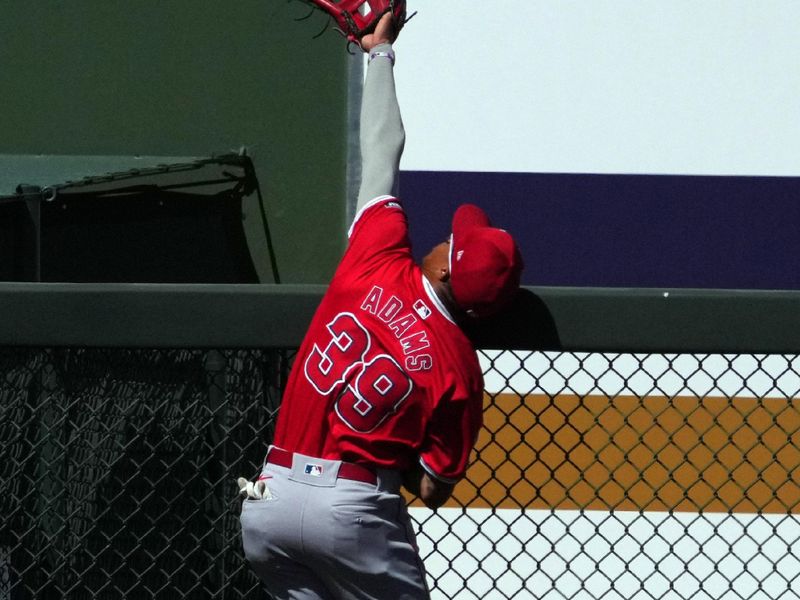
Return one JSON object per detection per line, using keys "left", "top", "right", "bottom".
{"left": 311, "top": 475, "right": 429, "bottom": 600}
{"left": 241, "top": 462, "right": 429, "bottom": 600}
{"left": 241, "top": 475, "right": 335, "bottom": 600}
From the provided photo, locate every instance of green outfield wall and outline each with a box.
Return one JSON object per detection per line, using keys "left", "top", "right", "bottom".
{"left": 0, "top": 1, "right": 353, "bottom": 284}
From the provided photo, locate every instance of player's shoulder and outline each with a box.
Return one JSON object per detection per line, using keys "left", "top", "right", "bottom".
{"left": 430, "top": 322, "right": 482, "bottom": 377}
{"left": 349, "top": 195, "right": 404, "bottom": 234}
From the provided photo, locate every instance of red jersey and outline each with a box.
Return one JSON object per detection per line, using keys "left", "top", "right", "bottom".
{"left": 273, "top": 196, "right": 484, "bottom": 482}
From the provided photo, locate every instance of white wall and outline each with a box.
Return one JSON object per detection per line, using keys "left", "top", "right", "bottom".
{"left": 395, "top": 1, "right": 800, "bottom": 176}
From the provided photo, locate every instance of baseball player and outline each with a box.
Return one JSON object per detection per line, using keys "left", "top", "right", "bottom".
{"left": 240, "top": 12, "right": 523, "bottom": 600}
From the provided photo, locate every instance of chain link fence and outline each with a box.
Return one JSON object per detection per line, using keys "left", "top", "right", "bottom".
{"left": 0, "top": 347, "right": 285, "bottom": 599}
{"left": 1, "top": 346, "right": 798, "bottom": 599}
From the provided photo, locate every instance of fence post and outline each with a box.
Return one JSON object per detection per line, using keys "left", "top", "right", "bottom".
{"left": 204, "top": 350, "right": 228, "bottom": 598}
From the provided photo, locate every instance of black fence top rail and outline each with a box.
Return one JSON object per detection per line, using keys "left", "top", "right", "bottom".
{"left": 0, "top": 283, "right": 798, "bottom": 354}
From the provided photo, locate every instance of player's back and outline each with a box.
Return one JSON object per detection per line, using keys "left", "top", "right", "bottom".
{"left": 272, "top": 197, "right": 483, "bottom": 477}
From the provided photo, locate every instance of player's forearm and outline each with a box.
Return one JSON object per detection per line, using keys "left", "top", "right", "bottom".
{"left": 356, "top": 43, "right": 406, "bottom": 212}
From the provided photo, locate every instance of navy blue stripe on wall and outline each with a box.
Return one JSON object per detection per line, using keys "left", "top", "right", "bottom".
{"left": 399, "top": 171, "right": 800, "bottom": 290}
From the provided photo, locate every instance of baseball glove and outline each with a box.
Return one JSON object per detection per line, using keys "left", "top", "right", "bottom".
{"left": 298, "top": 0, "right": 409, "bottom": 48}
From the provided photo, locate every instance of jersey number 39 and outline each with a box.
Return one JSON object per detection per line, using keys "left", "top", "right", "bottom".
{"left": 304, "top": 312, "right": 413, "bottom": 433}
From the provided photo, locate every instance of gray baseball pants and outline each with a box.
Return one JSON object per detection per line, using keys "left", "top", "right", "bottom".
{"left": 240, "top": 450, "right": 430, "bottom": 600}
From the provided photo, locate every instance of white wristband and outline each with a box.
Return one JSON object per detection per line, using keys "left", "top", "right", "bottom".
{"left": 369, "top": 50, "right": 395, "bottom": 66}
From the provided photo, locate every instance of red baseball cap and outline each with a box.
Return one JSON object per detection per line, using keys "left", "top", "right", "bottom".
{"left": 449, "top": 204, "right": 523, "bottom": 318}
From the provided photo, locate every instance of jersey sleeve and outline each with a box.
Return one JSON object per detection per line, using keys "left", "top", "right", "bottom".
{"left": 341, "top": 196, "right": 411, "bottom": 273}
{"left": 418, "top": 384, "right": 484, "bottom": 483}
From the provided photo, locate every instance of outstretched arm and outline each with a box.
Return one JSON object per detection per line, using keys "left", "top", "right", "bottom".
{"left": 356, "top": 13, "right": 406, "bottom": 212}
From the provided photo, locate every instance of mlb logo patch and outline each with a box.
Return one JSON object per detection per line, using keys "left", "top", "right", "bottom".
{"left": 304, "top": 463, "right": 323, "bottom": 477}
{"left": 413, "top": 299, "right": 432, "bottom": 320}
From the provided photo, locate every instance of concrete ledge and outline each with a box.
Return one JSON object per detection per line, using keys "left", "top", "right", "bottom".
{"left": 0, "top": 283, "right": 798, "bottom": 353}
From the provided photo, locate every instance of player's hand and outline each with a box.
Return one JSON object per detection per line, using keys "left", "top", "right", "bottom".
{"left": 361, "top": 12, "right": 396, "bottom": 52}
{"left": 237, "top": 476, "right": 272, "bottom": 500}
{"left": 401, "top": 464, "right": 455, "bottom": 509}
{"left": 418, "top": 473, "right": 454, "bottom": 509}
